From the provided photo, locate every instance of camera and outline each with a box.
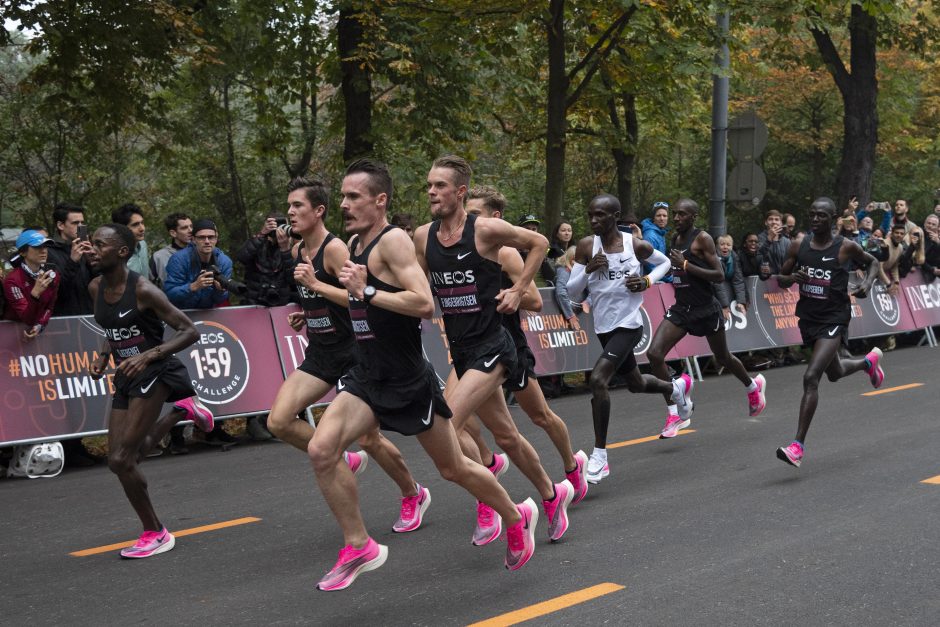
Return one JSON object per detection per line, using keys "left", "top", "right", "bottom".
{"left": 278, "top": 223, "right": 302, "bottom": 240}
{"left": 875, "top": 201, "right": 891, "bottom": 211}
{"left": 209, "top": 264, "right": 249, "bottom": 297}
{"left": 252, "top": 282, "right": 290, "bottom": 307}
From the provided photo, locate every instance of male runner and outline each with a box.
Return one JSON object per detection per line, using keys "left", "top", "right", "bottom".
{"left": 414, "top": 155, "right": 573, "bottom": 545}
{"left": 308, "top": 159, "right": 537, "bottom": 592}
{"left": 647, "top": 198, "right": 767, "bottom": 439}
{"left": 87, "top": 224, "right": 214, "bottom": 558}
{"left": 774, "top": 197, "right": 884, "bottom": 467}
{"left": 565, "top": 194, "right": 692, "bottom": 484}
{"left": 464, "top": 185, "right": 589, "bottom": 504}
{"left": 266, "top": 176, "right": 429, "bottom": 533}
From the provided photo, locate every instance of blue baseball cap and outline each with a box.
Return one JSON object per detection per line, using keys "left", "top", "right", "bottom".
{"left": 16, "top": 230, "right": 52, "bottom": 251}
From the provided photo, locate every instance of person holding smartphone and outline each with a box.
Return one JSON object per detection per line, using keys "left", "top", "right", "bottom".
{"left": 45, "top": 202, "right": 95, "bottom": 316}
{"left": 3, "top": 230, "right": 61, "bottom": 340}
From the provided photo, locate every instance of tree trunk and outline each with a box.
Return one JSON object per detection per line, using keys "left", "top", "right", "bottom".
{"left": 811, "top": 4, "right": 878, "bottom": 210}
{"left": 222, "top": 77, "right": 249, "bottom": 243}
{"left": 544, "top": 0, "right": 567, "bottom": 231}
{"left": 338, "top": 3, "right": 373, "bottom": 163}
{"left": 607, "top": 92, "right": 638, "bottom": 218}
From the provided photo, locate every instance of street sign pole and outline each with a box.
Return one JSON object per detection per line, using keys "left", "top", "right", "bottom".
{"left": 709, "top": 8, "right": 730, "bottom": 238}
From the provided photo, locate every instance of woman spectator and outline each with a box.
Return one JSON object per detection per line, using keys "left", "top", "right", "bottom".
{"left": 738, "top": 232, "right": 770, "bottom": 280}
{"left": 3, "top": 230, "right": 60, "bottom": 341}
{"left": 553, "top": 245, "right": 582, "bottom": 330}
{"left": 549, "top": 221, "right": 574, "bottom": 259}
{"left": 713, "top": 234, "right": 747, "bottom": 321}
{"left": 920, "top": 214, "right": 940, "bottom": 282}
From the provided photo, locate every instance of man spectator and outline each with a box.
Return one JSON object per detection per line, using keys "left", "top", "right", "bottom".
{"left": 111, "top": 203, "right": 150, "bottom": 277}
{"left": 873, "top": 223, "right": 924, "bottom": 295}
{"left": 390, "top": 213, "right": 416, "bottom": 239}
{"left": 921, "top": 214, "right": 940, "bottom": 282}
{"left": 45, "top": 202, "right": 94, "bottom": 316}
{"left": 782, "top": 213, "right": 800, "bottom": 239}
{"left": 235, "top": 213, "right": 294, "bottom": 307}
{"left": 150, "top": 213, "right": 192, "bottom": 289}
{"left": 757, "top": 209, "right": 790, "bottom": 274}
{"left": 517, "top": 214, "right": 556, "bottom": 285}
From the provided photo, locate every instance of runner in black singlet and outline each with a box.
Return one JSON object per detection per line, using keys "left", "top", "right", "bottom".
{"left": 647, "top": 198, "right": 768, "bottom": 439}
{"left": 774, "top": 197, "right": 883, "bottom": 468}
{"left": 87, "top": 224, "right": 213, "bottom": 559}
{"left": 265, "top": 177, "right": 427, "bottom": 534}
{"left": 462, "top": 186, "right": 589, "bottom": 505}
{"left": 415, "top": 155, "right": 573, "bottom": 548}
{"left": 307, "top": 159, "right": 535, "bottom": 592}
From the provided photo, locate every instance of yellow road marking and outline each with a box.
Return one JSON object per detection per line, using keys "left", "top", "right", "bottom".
{"left": 920, "top": 475, "right": 940, "bottom": 485}
{"left": 467, "top": 583, "right": 625, "bottom": 627}
{"left": 608, "top": 429, "right": 695, "bottom": 449}
{"left": 70, "top": 517, "right": 262, "bottom": 557}
{"left": 862, "top": 383, "right": 923, "bottom": 396}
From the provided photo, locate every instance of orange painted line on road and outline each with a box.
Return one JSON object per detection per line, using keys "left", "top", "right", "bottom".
{"left": 70, "top": 517, "right": 261, "bottom": 557}
{"left": 608, "top": 429, "right": 695, "bottom": 449}
{"left": 920, "top": 475, "right": 940, "bottom": 485}
{"left": 467, "top": 582, "right": 625, "bottom": 627}
{"left": 862, "top": 383, "right": 923, "bottom": 397}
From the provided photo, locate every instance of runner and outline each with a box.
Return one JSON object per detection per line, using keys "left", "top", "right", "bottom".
{"left": 464, "top": 185, "right": 589, "bottom": 504}
{"left": 266, "top": 176, "right": 429, "bottom": 533}
{"left": 86, "top": 224, "right": 214, "bottom": 559}
{"left": 647, "top": 198, "right": 767, "bottom": 439}
{"left": 308, "top": 159, "right": 537, "bottom": 592}
{"left": 565, "top": 194, "right": 693, "bottom": 484}
{"left": 414, "top": 156, "right": 573, "bottom": 546}
{"left": 774, "top": 197, "right": 883, "bottom": 467}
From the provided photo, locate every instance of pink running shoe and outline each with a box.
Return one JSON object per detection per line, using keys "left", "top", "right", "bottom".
{"left": 317, "top": 538, "right": 388, "bottom": 591}
{"left": 543, "top": 480, "right": 574, "bottom": 541}
{"left": 344, "top": 450, "right": 369, "bottom": 476}
{"left": 864, "top": 348, "right": 884, "bottom": 389}
{"left": 393, "top": 484, "right": 431, "bottom": 533}
{"left": 472, "top": 501, "right": 502, "bottom": 546}
{"left": 488, "top": 452, "right": 509, "bottom": 479}
{"left": 565, "top": 450, "right": 589, "bottom": 504}
{"left": 173, "top": 397, "right": 214, "bottom": 432}
{"left": 776, "top": 441, "right": 804, "bottom": 468}
{"left": 120, "top": 527, "right": 175, "bottom": 559}
{"left": 660, "top": 413, "right": 690, "bottom": 439}
{"left": 672, "top": 374, "right": 694, "bottom": 421}
{"left": 748, "top": 374, "right": 767, "bottom": 417}
{"left": 505, "top": 498, "right": 538, "bottom": 571}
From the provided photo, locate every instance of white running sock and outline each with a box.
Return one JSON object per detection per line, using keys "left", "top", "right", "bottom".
{"left": 746, "top": 378, "right": 758, "bottom": 392}
{"left": 671, "top": 380, "right": 681, "bottom": 403}
{"left": 667, "top": 404, "right": 678, "bottom": 416}
{"left": 591, "top": 447, "right": 607, "bottom": 461}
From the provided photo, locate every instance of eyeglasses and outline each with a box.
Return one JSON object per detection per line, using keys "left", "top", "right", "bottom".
{"left": 194, "top": 235, "right": 217, "bottom": 242}
{"left": 653, "top": 201, "right": 670, "bottom": 209}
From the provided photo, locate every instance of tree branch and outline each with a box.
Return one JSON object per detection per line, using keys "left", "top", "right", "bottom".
{"left": 566, "top": 7, "right": 635, "bottom": 110}
{"left": 808, "top": 23, "right": 851, "bottom": 95}
{"left": 566, "top": 9, "right": 634, "bottom": 83}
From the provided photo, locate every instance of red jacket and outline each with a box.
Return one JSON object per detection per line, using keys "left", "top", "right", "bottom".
{"left": 3, "top": 266, "right": 60, "bottom": 328}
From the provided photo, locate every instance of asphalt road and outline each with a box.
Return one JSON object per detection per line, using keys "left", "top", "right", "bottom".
{"left": 2, "top": 344, "right": 939, "bottom": 626}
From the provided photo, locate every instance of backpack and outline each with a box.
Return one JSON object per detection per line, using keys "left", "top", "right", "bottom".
{"left": 7, "top": 442, "right": 65, "bottom": 479}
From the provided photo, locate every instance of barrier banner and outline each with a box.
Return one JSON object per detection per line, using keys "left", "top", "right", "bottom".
{"left": 901, "top": 274, "right": 940, "bottom": 328}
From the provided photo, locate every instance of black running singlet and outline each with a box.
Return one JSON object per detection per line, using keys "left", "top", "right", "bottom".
{"left": 295, "top": 235, "right": 353, "bottom": 348}
{"left": 94, "top": 271, "right": 164, "bottom": 365}
{"left": 671, "top": 229, "right": 718, "bottom": 307}
{"left": 425, "top": 213, "right": 502, "bottom": 347}
{"left": 499, "top": 269, "right": 529, "bottom": 350}
{"left": 347, "top": 226, "right": 425, "bottom": 381}
{"left": 794, "top": 235, "right": 851, "bottom": 325}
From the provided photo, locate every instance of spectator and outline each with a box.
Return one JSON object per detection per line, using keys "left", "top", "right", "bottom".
{"left": 45, "top": 202, "right": 95, "bottom": 316}
{"left": 757, "top": 209, "right": 790, "bottom": 273}
{"left": 111, "top": 203, "right": 149, "bottom": 277}
{"left": 150, "top": 212, "right": 192, "bottom": 289}
{"left": 888, "top": 199, "right": 920, "bottom": 240}
{"left": 934, "top": 203, "right": 940, "bottom": 217}
{"left": 873, "top": 223, "right": 924, "bottom": 295}
{"left": 782, "top": 212, "right": 800, "bottom": 239}
{"left": 553, "top": 245, "right": 582, "bottom": 330}
{"left": 921, "top": 214, "right": 940, "bottom": 282}
{"left": 838, "top": 214, "right": 860, "bottom": 242}
{"left": 549, "top": 220, "right": 574, "bottom": 260}
{"left": 641, "top": 202, "right": 670, "bottom": 279}
{"left": 164, "top": 219, "right": 233, "bottom": 309}
{"left": 390, "top": 213, "right": 415, "bottom": 239}
{"left": 739, "top": 232, "right": 770, "bottom": 279}
{"left": 3, "top": 230, "right": 60, "bottom": 341}
{"left": 235, "top": 214, "right": 294, "bottom": 307}
{"left": 714, "top": 234, "right": 747, "bottom": 321}
{"left": 517, "top": 213, "right": 556, "bottom": 285}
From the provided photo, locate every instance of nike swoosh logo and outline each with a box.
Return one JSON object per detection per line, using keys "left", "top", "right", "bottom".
{"left": 457, "top": 252, "right": 471, "bottom": 260}
{"left": 421, "top": 404, "right": 432, "bottom": 426}
{"left": 714, "top": 318, "right": 722, "bottom": 332}
{"left": 140, "top": 377, "right": 158, "bottom": 394}
{"left": 519, "top": 373, "right": 526, "bottom": 388}
{"left": 828, "top": 327, "right": 839, "bottom": 336}
{"left": 607, "top": 353, "right": 618, "bottom": 358}
{"left": 119, "top": 310, "right": 133, "bottom": 318}
{"left": 619, "top": 258, "right": 628, "bottom": 263}
{"left": 337, "top": 380, "right": 345, "bottom": 390}
{"left": 483, "top": 354, "right": 500, "bottom": 368}
{"left": 822, "top": 256, "right": 835, "bottom": 261}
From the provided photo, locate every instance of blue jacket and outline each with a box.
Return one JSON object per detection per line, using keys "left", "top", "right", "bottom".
{"left": 641, "top": 218, "right": 670, "bottom": 280}
{"left": 163, "top": 244, "right": 233, "bottom": 309}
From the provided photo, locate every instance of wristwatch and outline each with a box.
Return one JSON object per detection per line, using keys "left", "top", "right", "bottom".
{"left": 363, "top": 285, "right": 377, "bottom": 305}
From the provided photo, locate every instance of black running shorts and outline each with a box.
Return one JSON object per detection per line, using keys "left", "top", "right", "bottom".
{"left": 664, "top": 301, "right": 724, "bottom": 337}
{"left": 596, "top": 327, "right": 643, "bottom": 373}
{"left": 450, "top": 326, "right": 518, "bottom": 380}
{"left": 336, "top": 361, "right": 452, "bottom": 436}
{"left": 297, "top": 341, "right": 359, "bottom": 385}
{"left": 503, "top": 346, "right": 537, "bottom": 393}
{"left": 799, "top": 319, "right": 849, "bottom": 348}
{"left": 112, "top": 357, "right": 195, "bottom": 410}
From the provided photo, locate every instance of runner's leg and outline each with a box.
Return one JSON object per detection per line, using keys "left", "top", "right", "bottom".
{"left": 267, "top": 369, "right": 330, "bottom": 451}
{"left": 647, "top": 318, "right": 689, "bottom": 403}
{"left": 795, "top": 338, "right": 842, "bottom": 443}
{"left": 514, "top": 381, "right": 576, "bottom": 471}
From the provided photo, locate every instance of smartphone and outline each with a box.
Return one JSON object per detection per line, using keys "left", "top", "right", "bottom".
{"left": 77, "top": 225, "right": 89, "bottom": 242}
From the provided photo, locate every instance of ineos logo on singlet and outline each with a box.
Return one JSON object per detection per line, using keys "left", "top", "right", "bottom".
{"left": 800, "top": 265, "right": 832, "bottom": 280}
{"left": 104, "top": 326, "right": 142, "bottom": 341}
{"left": 606, "top": 269, "right": 634, "bottom": 280}
{"left": 297, "top": 285, "right": 320, "bottom": 299}
{"left": 431, "top": 270, "right": 475, "bottom": 286}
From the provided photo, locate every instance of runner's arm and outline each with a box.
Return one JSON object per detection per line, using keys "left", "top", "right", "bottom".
{"left": 294, "top": 238, "right": 351, "bottom": 308}
{"left": 500, "top": 246, "right": 542, "bottom": 312}
{"left": 684, "top": 233, "right": 724, "bottom": 283}
{"left": 774, "top": 236, "right": 804, "bottom": 287}
{"left": 478, "top": 218, "right": 547, "bottom": 313}
{"left": 634, "top": 240, "right": 671, "bottom": 284}
{"left": 845, "top": 239, "right": 880, "bottom": 298}
{"left": 138, "top": 280, "right": 200, "bottom": 360}
{"left": 563, "top": 237, "right": 593, "bottom": 301}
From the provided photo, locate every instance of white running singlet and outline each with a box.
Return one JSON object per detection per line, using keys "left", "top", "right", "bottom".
{"left": 588, "top": 232, "right": 644, "bottom": 334}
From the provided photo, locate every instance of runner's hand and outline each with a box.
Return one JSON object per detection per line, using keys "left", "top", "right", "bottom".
{"left": 90, "top": 355, "right": 109, "bottom": 380}
{"left": 495, "top": 287, "right": 523, "bottom": 314}
{"left": 338, "top": 260, "right": 368, "bottom": 300}
{"left": 288, "top": 311, "right": 306, "bottom": 332}
{"left": 116, "top": 352, "right": 153, "bottom": 380}
{"left": 584, "top": 253, "right": 608, "bottom": 273}
{"left": 625, "top": 275, "right": 647, "bottom": 293}
{"left": 294, "top": 254, "right": 321, "bottom": 291}
{"left": 792, "top": 269, "right": 809, "bottom": 284}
